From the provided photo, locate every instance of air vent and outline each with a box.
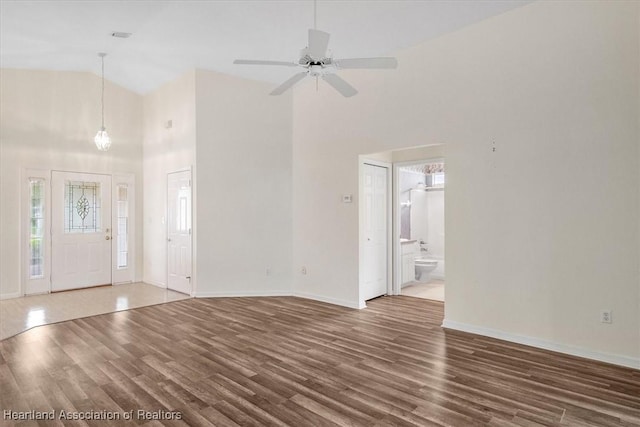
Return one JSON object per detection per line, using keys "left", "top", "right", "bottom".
{"left": 111, "top": 32, "right": 132, "bottom": 38}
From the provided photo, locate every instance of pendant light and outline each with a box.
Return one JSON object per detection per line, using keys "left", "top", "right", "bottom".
{"left": 94, "top": 52, "right": 111, "bottom": 151}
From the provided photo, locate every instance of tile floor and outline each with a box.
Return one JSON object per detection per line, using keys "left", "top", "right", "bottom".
{"left": 401, "top": 279, "right": 445, "bottom": 301}
{"left": 0, "top": 282, "right": 189, "bottom": 340}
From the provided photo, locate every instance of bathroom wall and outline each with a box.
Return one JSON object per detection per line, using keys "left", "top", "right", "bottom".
{"left": 425, "top": 189, "right": 444, "bottom": 278}
{"left": 408, "top": 182, "right": 445, "bottom": 279}
{"left": 399, "top": 169, "right": 426, "bottom": 239}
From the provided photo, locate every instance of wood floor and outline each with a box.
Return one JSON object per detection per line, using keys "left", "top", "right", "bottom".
{"left": 1, "top": 296, "right": 639, "bottom": 426}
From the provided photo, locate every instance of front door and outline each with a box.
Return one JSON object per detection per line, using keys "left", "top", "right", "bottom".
{"left": 362, "top": 163, "right": 388, "bottom": 301}
{"left": 51, "top": 171, "right": 112, "bottom": 291}
{"left": 167, "top": 170, "right": 192, "bottom": 295}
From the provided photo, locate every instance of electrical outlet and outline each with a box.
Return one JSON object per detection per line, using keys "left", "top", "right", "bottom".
{"left": 600, "top": 310, "right": 612, "bottom": 324}
{"left": 301, "top": 266, "right": 307, "bottom": 275}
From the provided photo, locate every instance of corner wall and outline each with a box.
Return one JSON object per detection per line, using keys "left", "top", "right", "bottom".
{"left": 292, "top": 1, "right": 640, "bottom": 367}
{"left": 194, "top": 70, "right": 293, "bottom": 297}
{"left": 142, "top": 71, "right": 197, "bottom": 289}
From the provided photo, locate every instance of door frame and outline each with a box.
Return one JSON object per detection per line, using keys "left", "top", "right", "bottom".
{"left": 21, "top": 168, "right": 136, "bottom": 296}
{"left": 166, "top": 167, "right": 193, "bottom": 296}
{"left": 358, "top": 158, "right": 392, "bottom": 308}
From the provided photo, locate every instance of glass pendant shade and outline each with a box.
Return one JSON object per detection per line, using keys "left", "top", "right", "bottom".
{"left": 94, "top": 127, "right": 111, "bottom": 151}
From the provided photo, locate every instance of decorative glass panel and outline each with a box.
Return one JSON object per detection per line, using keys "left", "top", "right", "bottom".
{"left": 116, "top": 184, "right": 128, "bottom": 269}
{"left": 29, "top": 179, "right": 45, "bottom": 278}
{"left": 64, "top": 181, "right": 101, "bottom": 233}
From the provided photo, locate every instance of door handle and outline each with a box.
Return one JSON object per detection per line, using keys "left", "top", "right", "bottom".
{"left": 105, "top": 236, "right": 111, "bottom": 240}
{"left": 167, "top": 238, "right": 172, "bottom": 242}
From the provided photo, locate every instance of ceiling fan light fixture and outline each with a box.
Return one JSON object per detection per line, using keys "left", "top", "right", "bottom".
{"left": 232, "top": 0, "right": 397, "bottom": 97}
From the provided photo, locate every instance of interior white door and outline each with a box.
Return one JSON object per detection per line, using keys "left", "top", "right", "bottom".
{"left": 362, "top": 164, "right": 388, "bottom": 301}
{"left": 167, "top": 170, "right": 192, "bottom": 295}
{"left": 51, "top": 171, "right": 112, "bottom": 291}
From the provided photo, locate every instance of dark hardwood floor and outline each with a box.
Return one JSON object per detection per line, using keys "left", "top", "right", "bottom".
{"left": 1, "top": 296, "right": 639, "bottom": 426}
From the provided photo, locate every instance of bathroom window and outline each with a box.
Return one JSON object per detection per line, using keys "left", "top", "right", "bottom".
{"left": 29, "top": 178, "right": 45, "bottom": 279}
{"left": 432, "top": 172, "right": 445, "bottom": 187}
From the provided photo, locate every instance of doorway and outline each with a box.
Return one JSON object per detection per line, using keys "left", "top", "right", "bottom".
{"left": 394, "top": 160, "right": 445, "bottom": 302}
{"left": 51, "top": 171, "right": 112, "bottom": 291}
{"left": 23, "top": 170, "right": 135, "bottom": 295}
{"left": 167, "top": 170, "right": 192, "bottom": 295}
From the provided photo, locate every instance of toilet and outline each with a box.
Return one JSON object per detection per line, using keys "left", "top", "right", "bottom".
{"left": 415, "top": 258, "right": 438, "bottom": 282}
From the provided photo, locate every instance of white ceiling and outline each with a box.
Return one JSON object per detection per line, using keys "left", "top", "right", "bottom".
{"left": 0, "top": 0, "right": 531, "bottom": 94}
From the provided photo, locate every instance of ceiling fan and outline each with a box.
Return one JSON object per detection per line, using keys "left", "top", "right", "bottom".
{"left": 233, "top": 4, "right": 398, "bottom": 97}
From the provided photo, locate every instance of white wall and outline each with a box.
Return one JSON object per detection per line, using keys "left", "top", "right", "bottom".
{"left": 0, "top": 69, "right": 143, "bottom": 299}
{"left": 425, "top": 190, "right": 444, "bottom": 279}
{"left": 194, "top": 70, "right": 292, "bottom": 297}
{"left": 142, "top": 71, "right": 197, "bottom": 289}
{"left": 292, "top": 1, "right": 640, "bottom": 367}
{"left": 392, "top": 145, "right": 445, "bottom": 164}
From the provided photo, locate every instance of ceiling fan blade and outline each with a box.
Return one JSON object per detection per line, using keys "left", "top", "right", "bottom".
{"left": 322, "top": 74, "right": 358, "bottom": 97}
{"left": 308, "top": 29, "right": 330, "bottom": 59}
{"left": 234, "top": 59, "right": 298, "bottom": 67}
{"left": 334, "top": 57, "right": 398, "bottom": 69}
{"left": 270, "top": 72, "right": 308, "bottom": 96}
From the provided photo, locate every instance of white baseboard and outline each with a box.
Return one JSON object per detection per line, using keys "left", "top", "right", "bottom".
{"left": 0, "top": 291, "right": 21, "bottom": 300}
{"left": 442, "top": 319, "right": 640, "bottom": 370}
{"left": 195, "top": 290, "right": 292, "bottom": 298}
{"left": 144, "top": 280, "right": 167, "bottom": 289}
{"left": 292, "top": 291, "right": 363, "bottom": 309}
{"left": 195, "top": 289, "right": 364, "bottom": 310}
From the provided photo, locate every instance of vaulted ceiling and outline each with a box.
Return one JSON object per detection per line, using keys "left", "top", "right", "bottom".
{"left": 0, "top": 1, "right": 531, "bottom": 94}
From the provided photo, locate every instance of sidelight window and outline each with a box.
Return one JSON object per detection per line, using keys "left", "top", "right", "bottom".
{"left": 116, "top": 184, "right": 129, "bottom": 268}
{"left": 29, "top": 179, "right": 45, "bottom": 279}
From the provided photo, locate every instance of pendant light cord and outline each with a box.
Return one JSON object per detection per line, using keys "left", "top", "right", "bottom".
{"left": 101, "top": 54, "right": 105, "bottom": 129}
{"left": 314, "top": 0, "right": 317, "bottom": 30}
